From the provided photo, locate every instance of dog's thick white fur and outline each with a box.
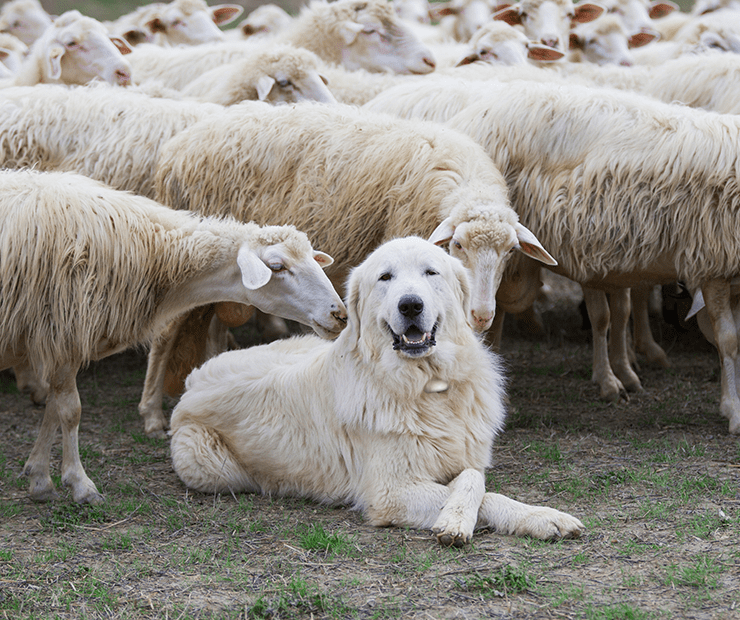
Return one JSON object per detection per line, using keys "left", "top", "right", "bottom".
{"left": 170, "top": 237, "right": 584, "bottom": 545}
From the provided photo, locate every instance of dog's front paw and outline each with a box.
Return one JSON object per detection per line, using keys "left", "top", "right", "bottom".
{"left": 515, "top": 507, "right": 584, "bottom": 540}
{"left": 432, "top": 510, "right": 476, "bottom": 547}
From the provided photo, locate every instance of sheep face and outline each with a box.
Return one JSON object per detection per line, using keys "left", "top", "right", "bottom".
{"left": 456, "top": 22, "right": 565, "bottom": 65}
{"left": 238, "top": 239, "right": 347, "bottom": 339}
{"left": 495, "top": 0, "right": 603, "bottom": 54}
{"left": 0, "top": 0, "right": 52, "bottom": 46}
{"left": 147, "top": 2, "right": 243, "bottom": 46}
{"left": 41, "top": 12, "right": 132, "bottom": 86}
{"left": 599, "top": 0, "right": 669, "bottom": 44}
{"left": 430, "top": 218, "right": 556, "bottom": 331}
{"left": 569, "top": 16, "right": 635, "bottom": 65}
{"left": 338, "top": 5, "right": 436, "bottom": 73}
{"left": 258, "top": 70, "right": 337, "bottom": 105}
{"left": 238, "top": 4, "right": 293, "bottom": 38}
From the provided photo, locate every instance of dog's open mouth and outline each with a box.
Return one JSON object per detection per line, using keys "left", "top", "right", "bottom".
{"left": 390, "top": 323, "right": 438, "bottom": 356}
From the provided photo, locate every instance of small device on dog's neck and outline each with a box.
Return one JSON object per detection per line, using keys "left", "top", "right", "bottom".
{"left": 424, "top": 378, "right": 449, "bottom": 393}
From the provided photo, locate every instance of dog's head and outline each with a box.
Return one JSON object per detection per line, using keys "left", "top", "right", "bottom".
{"left": 344, "top": 237, "right": 471, "bottom": 359}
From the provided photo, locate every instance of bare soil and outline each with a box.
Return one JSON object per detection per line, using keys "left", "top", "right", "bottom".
{"left": 1, "top": 282, "right": 739, "bottom": 619}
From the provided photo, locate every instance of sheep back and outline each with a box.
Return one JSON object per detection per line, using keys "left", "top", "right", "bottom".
{"left": 155, "top": 102, "right": 508, "bottom": 283}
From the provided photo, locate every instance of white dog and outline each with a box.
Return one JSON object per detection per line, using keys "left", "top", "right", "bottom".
{"left": 169, "top": 237, "right": 584, "bottom": 545}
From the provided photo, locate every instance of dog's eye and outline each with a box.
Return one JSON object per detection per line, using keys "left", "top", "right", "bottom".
{"left": 379, "top": 272, "right": 392, "bottom": 281}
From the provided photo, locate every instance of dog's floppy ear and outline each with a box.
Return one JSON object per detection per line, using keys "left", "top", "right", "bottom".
{"left": 344, "top": 265, "right": 364, "bottom": 344}
{"left": 450, "top": 256, "right": 472, "bottom": 325}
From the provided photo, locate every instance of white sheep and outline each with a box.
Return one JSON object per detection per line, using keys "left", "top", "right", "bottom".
{"left": 631, "top": 9, "right": 740, "bottom": 63}
{"left": 231, "top": 3, "right": 293, "bottom": 39}
{"left": 493, "top": 0, "right": 604, "bottom": 54}
{"left": 596, "top": 0, "right": 676, "bottom": 46}
{"left": 0, "top": 0, "right": 51, "bottom": 46}
{"left": 0, "top": 168, "right": 346, "bottom": 504}
{"left": 106, "top": 0, "right": 243, "bottom": 48}
{"left": 142, "top": 101, "right": 555, "bottom": 436}
{"left": 431, "top": 0, "right": 494, "bottom": 42}
{"left": 0, "top": 83, "right": 222, "bottom": 197}
{"left": 179, "top": 45, "right": 337, "bottom": 105}
{"left": 453, "top": 21, "right": 566, "bottom": 66}
{"left": 365, "top": 75, "right": 740, "bottom": 433}
{"left": 277, "top": 0, "right": 437, "bottom": 74}
{"left": 568, "top": 13, "right": 636, "bottom": 65}
{"left": 1, "top": 10, "right": 133, "bottom": 87}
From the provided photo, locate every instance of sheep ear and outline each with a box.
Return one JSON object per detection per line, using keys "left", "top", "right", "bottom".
{"left": 649, "top": 0, "right": 678, "bottom": 18}
{"left": 256, "top": 75, "right": 275, "bottom": 101}
{"left": 527, "top": 42, "right": 565, "bottom": 60}
{"left": 211, "top": 4, "right": 244, "bottom": 25}
{"left": 237, "top": 245, "right": 272, "bottom": 290}
{"left": 339, "top": 20, "right": 364, "bottom": 44}
{"left": 514, "top": 222, "right": 557, "bottom": 266}
{"left": 146, "top": 17, "right": 166, "bottom": 33}
{"left": 493, "top": 6, "right": 522, "bottom": 26}
{"left": 314, "top": 250, "right": 334, "bottom": 268}
{"left": 0, "top": 48, "right": 9, "bottom": 61}
{"left": 110, "top": 36, "right": 132, "bottom": 55}
{"left": 455, "top": 52, "right": 480, "bottom": 66}
{"left": 428, "top": 217, "right": 455, "bottom": 246}
{"left": 45, "top": 43, "right": 65, "bottom": 80}
{"left": 572, "top": 2, "right": 604, "bottom": 24}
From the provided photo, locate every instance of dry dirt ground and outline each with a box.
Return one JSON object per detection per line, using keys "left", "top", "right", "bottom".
{"left": 1, "top": 279, "right": 739, "bottom": 619}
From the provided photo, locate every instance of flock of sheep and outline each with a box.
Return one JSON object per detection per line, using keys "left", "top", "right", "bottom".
{"left": 1, "top": 0, "right": 740, "bottom": 507}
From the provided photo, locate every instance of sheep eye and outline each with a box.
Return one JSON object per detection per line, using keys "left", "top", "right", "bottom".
{"left": 379, "top": 272, "right": 392, "bottom": 281}
{"left": 269, "top": 263, "right": 286, "bottom": 272}
{"left": 277, "top": 79, "right": 291, "bottom": 88}
{"left": 452, "top": 240, "right": 463, "bottom": 251}
{"left": 425, "top": 269, "right": 438, "bottom": 276}
{"left": 65, "top": 40, "right": 78, "bottom": 48}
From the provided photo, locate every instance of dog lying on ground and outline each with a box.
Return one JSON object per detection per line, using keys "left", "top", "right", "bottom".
{"left": 169, "top": 237, "right": 584, "bottom": 545}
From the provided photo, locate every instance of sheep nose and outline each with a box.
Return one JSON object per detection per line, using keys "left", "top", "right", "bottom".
{"left": 399, "top": 295, "right": 424, "bottom": 318}
{"left": 541, "top": 37, "right": 559, "bottom": 49}
{"left": 116, "top": 69, "right": 131, "bottom": 86}
{"left": 471, "top": 310, "right": 493, "bottom": 331}
{"left": 423, "top": 56, "right": 436, "bottom": 69}
{"left": 332, "top": 307, "right": 348, "bottom": 324}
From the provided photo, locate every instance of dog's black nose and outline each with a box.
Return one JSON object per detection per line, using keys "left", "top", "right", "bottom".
{"left": 399, "top": 295, "right": 424, "bottom": 318}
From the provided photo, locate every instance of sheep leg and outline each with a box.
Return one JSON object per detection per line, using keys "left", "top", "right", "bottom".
{"left": 21, "top": 388, "right": 61, "bottom": 502}
{"left": 632, "top": 283, "right": 669, "bottom": 367}
{"left": 13, "top": 360, "right": 49, "bottom": 405}
{"left": 138, "top": 314, "right": 189, "bottom": 438}
{"left": 478, "top": 492, "right": 584, "bottom": 540}
{"left": 582, "top": 287, "right": 626, "bottom": 400}
{"left": 54, "top": 367, "right": 103, "bottom": 504}
{"left": 702, "top": 279, "right": 740, "bottom": 433}
{"left": 23, "top": 364, "right": 102, "bottom": 504}
{"left": 608, "top": 288, "right": 642, "bottom": 393}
